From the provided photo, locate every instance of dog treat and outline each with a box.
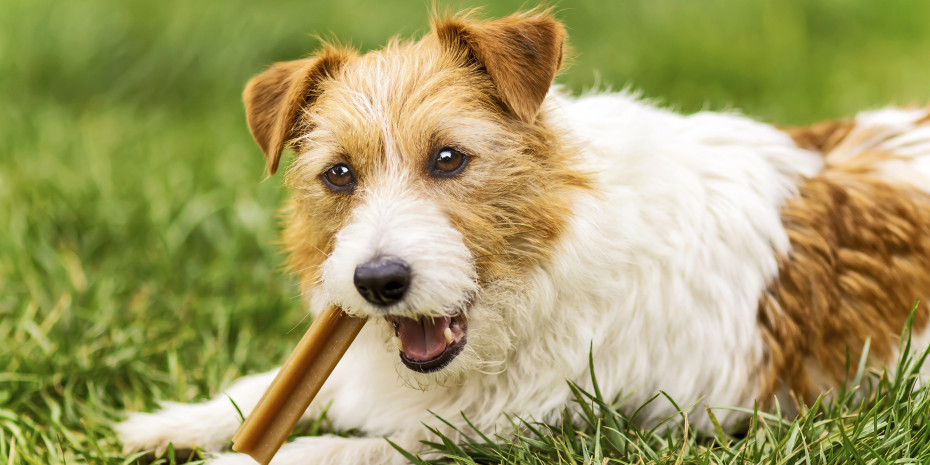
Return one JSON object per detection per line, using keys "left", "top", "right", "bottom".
{"left": 231, "top": 305, "right": 366, "bottom": 465}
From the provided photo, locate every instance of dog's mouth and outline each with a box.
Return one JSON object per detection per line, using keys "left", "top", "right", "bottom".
{"left": 386, "top": 313, "right": 467, "bottom": 373}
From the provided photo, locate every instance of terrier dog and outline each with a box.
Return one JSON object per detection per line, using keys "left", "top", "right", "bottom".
{"left": 118, "top": 9, "right": 930, "bottom": 465}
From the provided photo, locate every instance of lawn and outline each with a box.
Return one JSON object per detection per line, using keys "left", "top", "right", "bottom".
{"left": 2, "top": 0, "right": 929, "bottom": 463}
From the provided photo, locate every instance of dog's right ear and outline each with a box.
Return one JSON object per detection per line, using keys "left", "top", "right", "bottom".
{"left": 243, "top": 47, "right": 354, "bottom": 176}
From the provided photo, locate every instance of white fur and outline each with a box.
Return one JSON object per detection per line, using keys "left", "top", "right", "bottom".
{"left": 321, "top": 171, "right": 478, "bottom": 321}
{"left": 911, "top": 324, "right": 930, "bottom": 385}
{"left": 122, "top": 86, "right": 887, "bottom": 464}
{"left": 885, "top": 315, "right": 930, "bottom": 386}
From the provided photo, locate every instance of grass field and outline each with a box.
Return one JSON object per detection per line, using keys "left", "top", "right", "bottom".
{"left": 2, "top": 0, "right": 930, "bottom": 463}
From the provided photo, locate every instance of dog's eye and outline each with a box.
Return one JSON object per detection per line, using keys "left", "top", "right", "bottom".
{"left": 321, "top": 163, "right": 356, "bottom": 191}
{"left": 430, "top": 147, "right": 468, "bottom": 177}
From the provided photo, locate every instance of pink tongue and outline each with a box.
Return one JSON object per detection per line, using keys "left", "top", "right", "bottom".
{"left": 396, "top": 317, "right": 451, "bottom": 361}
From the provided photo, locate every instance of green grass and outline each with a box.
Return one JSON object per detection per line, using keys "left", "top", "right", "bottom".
{"left": 1, "top": 0, "right": 929, "bottom": 463}
{"left": 399, "top": 315, "right": 930, "bottom": 464}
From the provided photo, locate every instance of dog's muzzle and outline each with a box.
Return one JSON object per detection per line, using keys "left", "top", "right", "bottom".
{"left": 352, "top": 256, "right": 468, "bottom": 373}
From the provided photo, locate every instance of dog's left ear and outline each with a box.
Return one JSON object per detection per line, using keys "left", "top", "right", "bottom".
{"left": 433, "top": 10, "right": 566, "bottom": 123}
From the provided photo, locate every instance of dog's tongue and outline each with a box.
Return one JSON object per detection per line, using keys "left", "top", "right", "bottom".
{"left": 395, "top": 316, "right": 451, "bottom": 361}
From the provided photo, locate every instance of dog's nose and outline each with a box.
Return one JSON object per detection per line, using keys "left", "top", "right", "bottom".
{"left": 353, "top": 256, "right": 410, "bottom": 306}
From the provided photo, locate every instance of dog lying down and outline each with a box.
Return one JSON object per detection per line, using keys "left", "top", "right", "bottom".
{"left": 117, "top": 9, "right": 930, "bottom": 465}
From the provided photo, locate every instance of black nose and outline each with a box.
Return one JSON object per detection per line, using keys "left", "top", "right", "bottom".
{"left": 353, "top": 256, "right": 410, "bottom": 306}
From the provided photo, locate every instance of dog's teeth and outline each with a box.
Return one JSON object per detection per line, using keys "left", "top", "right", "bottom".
{"left": 392, "top": 336, "right": 404, "bottom": 352}
{"left": 444, "top": 328, "right": 453, "bottom": 344}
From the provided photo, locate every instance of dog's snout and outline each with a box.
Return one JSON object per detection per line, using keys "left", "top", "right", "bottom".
{"left": 353, "top": 256, "right": 410, "bottom": 306}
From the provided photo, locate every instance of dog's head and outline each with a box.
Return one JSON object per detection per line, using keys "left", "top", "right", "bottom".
{"left": 243, "top": 10, "right": 590, "bottom": 386}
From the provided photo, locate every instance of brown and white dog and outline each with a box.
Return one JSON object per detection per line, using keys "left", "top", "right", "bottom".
{"left": 118, "top": 9, "right": 930, "bottom": 465}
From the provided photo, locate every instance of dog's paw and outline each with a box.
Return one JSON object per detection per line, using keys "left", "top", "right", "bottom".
{"left": 203, "top": 452, "right": 258, "bottom": 465}
{"left": 202, "top": 436, "right": 411, "bottom": 465}
{"left": 116, "top": 402, "right": 241, "bottom": 455}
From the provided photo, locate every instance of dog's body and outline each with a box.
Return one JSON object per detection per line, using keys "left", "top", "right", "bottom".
{"left": 118, "top": 11, "right": 930, "bottom": 465}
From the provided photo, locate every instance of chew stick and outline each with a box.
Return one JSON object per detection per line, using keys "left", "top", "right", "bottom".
{"left": 231, "top": 305, "right": 366, "bottom": 465}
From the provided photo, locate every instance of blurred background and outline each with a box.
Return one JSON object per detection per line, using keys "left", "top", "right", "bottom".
{"left": 1, "top": 0, "right": 929, "bottom": 462}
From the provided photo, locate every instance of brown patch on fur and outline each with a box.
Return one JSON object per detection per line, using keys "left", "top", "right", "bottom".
{"left": 917, "top": 109, "right": 930, "bottom": 125}
{"left": 757, "top": 164, "right": 930, "bottom": 405}
{"left": 243, "top": 46, "right": 356, "bottom": 175}
{"left": 257, "top": 12, "right": 591, "bottom": 297}
{"left": 432, "top": 9, "right": 566, "bottom": 123}
{"left": 785, "top": 119, "right": 856, "bottom": 154}
{"left": 439, "top": 112, "right": 593, "bottom": 284}
{"left": 787, "top": 116, "right": 925, "bottom": 176}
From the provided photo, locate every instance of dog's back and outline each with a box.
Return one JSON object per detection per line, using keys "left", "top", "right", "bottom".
{"left": 542, "top": 93, "right": 930, "bottom": 423}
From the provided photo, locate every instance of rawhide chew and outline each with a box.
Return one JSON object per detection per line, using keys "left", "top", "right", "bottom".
{"left": 231, "top": 305, "right": 366, "bottom": 465}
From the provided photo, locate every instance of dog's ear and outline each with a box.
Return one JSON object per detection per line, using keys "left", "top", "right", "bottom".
{"left": 243, "top": 46, "right": 354, "bottom": 176}
{"left": 433, "top": 10, "right": 566, "bottom": 123}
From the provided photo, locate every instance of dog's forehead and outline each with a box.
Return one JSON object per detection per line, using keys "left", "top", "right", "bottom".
{"left": 305, "top": 41, "right": 500, "bottom": 152}
{"left": 338, "top": 40, "right": 473, "bottom": 110}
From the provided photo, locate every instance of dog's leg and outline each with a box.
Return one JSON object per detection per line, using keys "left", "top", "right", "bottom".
{"left": 117, "top": 332, "right": 425, "bottom": 458}
{"left": 116, "top": 369, "right": 282, "bottom": 454}
{"left": 206, "top": 430, "right": 432, "bottom": 465}
{"left": 118, "top": 322, "right": 447, "bottom": 461}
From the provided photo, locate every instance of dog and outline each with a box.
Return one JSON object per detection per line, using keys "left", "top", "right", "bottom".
{"left": 117, "top": 9, "right": 930, "bottom": 465}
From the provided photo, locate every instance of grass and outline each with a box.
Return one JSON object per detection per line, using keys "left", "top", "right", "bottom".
{"left": 1, "top": 0, "right": 929, "bottom": 463}
{"left": 398, "top": 313, "right": 930, "bottom": 464}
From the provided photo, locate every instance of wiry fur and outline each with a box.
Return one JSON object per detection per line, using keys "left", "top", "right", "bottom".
{"left": 761, "top": 108, "right": 930, "bottom": 407}
{"left": 117, "top": 10, "right": 930, "bottom": 465}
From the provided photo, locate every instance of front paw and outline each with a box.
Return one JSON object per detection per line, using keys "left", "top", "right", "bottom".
{"left": 116, "top": 402, "right": 241, "bottom": 455}
{"left": 204, "top": 452, "right": 259, "bottom": 465}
